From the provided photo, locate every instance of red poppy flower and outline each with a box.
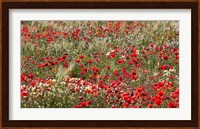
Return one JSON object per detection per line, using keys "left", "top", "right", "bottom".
{"left": 111, "top": 53, "right": 116, "bottom": 58}
{"left": 46, "top": 87, "right": 51, "bottom": 91}
{"left": 163, "top": 55, "right": 169, "bottom": 60}
{"left": 93, "top": 67, "right": 99, "bottom": 73}
{"left": 21, "top": 75, "right": 27, "bottom": 82}
{"left": 88, "top": 59, "right": 93, "bottom": 63}
{"left": 118, "top": 76, "right": 123, "bottom": 81}
{"left": 80, "top": 71, "right": 85, "bottom": 75}
{"left": 28, "top": 73, "right": 34, "bottom": 78}
{"left": 151, "top": 97, "right": 156, "bottom": 101}
{"left": 154, "top": 99, "right": 162, "bottom": 105}
{"left": 113, "top": 70, "right": 118, "bottom": 76}
{"left": 106, "top": 66, "right": 110, "bottom": 69}
{"left": 137, "top": 88, "right": 143, "bottom": 92}
{"left": 158, "top": 91, "right": 164, "bottom": 97}
{"left": 87, "top": 100, "right": 93, "bottom": 105}
{"left": 52, "top": 61, "right": 58, "bottom": 66}
{"left": 76, "top": 59, "right": 81, "bottom": 63}
{"left": 40, "top": 57, "right": 45, "bottom": 61}
{"left": 83, "top": 67, "right": 88, "bottom": 71}
{"left": 150, "top": 43, "right": 154, "bottom": 48}
{"left": 121, "top": 68, "right": 126, "bottom": 73}
{"left": 79, "top": 55, "right": 85, "bottom": 59}
{"left": 164, "top": 43, "right": 169, "bottom": 48}
{"left": 129, "top": 61, "right": 134, "bottom": 65}
{"left": 81, "top": 102, "right": 88, "bottom": 107}
{"left": 172, "top": 92, "right": 178, "bottom": 99}
{"left": 30, "top": 81, "right": 36, "bottom": 87}
{"left": 132, "top": 75, "right": 137, "bottom": 81}
{"left": 47, "top": 37, "right": 53, "bottom": 42}
{"left": 64, "top": 62, "right": 68, "bottom": 67}
{"left": 93, "top": 92, "right": 98, "bottom": 97}
{"left": 117, "top": 59, "right": 125, "bottom": 64}
{"left": 37, "top": 64, "right": 44, "bottom": 68}
{"left": 168, "top": 102, "right": 175, "bottom": 108}
{"left": 76, "top": 105, "right": 82, "bottom": 108}
{"left": 148, "top": 104, "right": 153, "bottom": 108}
{"left": 21, "top": 90, "right": 28, "bottom": 98}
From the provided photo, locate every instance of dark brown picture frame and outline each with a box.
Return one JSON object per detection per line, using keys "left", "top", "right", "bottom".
{"left": 2, "top": 2, "right": 198, "bottom": 127}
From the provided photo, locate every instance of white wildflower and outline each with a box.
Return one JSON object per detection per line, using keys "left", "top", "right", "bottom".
{"left": 106, "top": 52, "right": 110, "bottom": 56}
{"left": 52, "top": 79, "right": 56, "bottom": 83}
{"left": 136, "top": 50, "right": 140, "bottom": 55}
{"left": 60, "top": 82, "right": 66, "bottom": 85}
{"left": 110, "top": 50, "right": 115, "bottom": 53}
{"left": 169, "top": 68, "right": 176, "bottom": 72}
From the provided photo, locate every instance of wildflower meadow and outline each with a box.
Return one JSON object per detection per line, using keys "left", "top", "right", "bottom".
{"left": 21, "top": 21, "right": 179, "bottom": 108}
